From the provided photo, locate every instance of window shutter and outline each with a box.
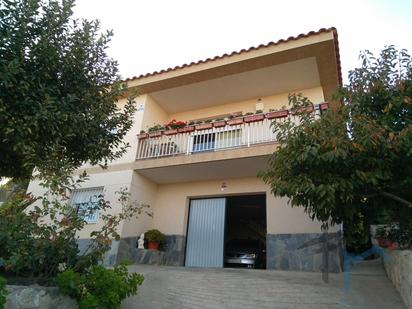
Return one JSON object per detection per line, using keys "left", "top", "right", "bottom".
{"left": 70, "top": 187, "right": 103, "bottom": 223}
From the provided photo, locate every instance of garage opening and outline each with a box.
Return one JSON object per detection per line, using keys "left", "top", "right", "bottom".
{"left": 224, "top": 194, "right": 266, "bottom": 269}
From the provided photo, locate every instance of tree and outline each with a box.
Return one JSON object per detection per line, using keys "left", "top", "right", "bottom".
{"left": 0, "top": 0, "right": 136, "bottom": 180}
{"left": 260, "top": 46, "right": 412, "bottom": 248}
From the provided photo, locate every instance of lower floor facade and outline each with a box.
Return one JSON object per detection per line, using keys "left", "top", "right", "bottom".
{"left": 27, "top": 168, "right": 343, "bottom": 272}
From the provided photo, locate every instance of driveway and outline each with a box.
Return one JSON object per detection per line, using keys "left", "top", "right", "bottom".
{"left": 123, "top": 259, "right": 404, "bottom": 309}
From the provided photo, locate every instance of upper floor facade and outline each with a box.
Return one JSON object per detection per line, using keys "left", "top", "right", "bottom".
{"left": 82, "top": 28, "right": 342, "bottom": 184}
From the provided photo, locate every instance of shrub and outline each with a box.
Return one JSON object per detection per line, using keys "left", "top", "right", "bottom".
{"left": 57, "top": 264, "right": 143, "bottom": 309}
{"left": 144, "top": 229, "right": 165, "bottom": 244}
{"left": 376, "top": 222, "right": 412, "bottom": 249}
{"left": 0, "top": 174, "right": 151, "bottom": 284}
{"left": 0, "top": 276, "right": 6, "bottom": 309}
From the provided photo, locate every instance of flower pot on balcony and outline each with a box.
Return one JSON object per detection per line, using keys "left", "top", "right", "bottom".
{"left": 195, "top": 123, "right": 213, "bottom": 130}
{"left": 148, "top": 131, "right": 162, "bottom": 138}
{"left": 244, "top": 114, "right": 264, "bottom": 123}
{"left": 319, "top": 102, "right": 329, "bottom": 110}
{"left": 294, "top": 106, "right": 314, "bottom": 114}
{"left": 213, "top": 120, "right": 226, "bottom": 128}
{"left": 164, "top": 129, "right": 178, "bottom": 135}
{"left": 266, "top": 110, "right": 289, "bottom": 119}
{"left": 137, "top": 133, "right": 148, "bottom": 139}
{"left": 178, "top": 126, "right": 195, "bottom": 133}
{"left": 227, "top": 117, "right": 244, "bottom": 126}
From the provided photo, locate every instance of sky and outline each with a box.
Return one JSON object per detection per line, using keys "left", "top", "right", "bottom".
{"left": 73, "top": 0, "right": 412, "bottom": 84}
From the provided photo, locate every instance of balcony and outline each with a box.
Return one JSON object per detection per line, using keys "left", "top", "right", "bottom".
{"left": 136, "top": 104, "right": 326, "bottom": 161}
{"left": 134, "top": 104, "right": 327, "bottom": 183}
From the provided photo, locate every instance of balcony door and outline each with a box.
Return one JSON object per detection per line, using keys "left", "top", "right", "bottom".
{"left": 190, "top": 128, "right": 242, "bottom": 153}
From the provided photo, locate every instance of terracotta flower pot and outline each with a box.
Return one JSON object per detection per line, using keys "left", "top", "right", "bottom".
{"left": 295, "top": 106, "right": 314, "bottom": 114}
{"left": 178, "top": 126, "right": 195, "bottom": 133}
{"left": 148, "top": 131, "right": 162, "bottom": 138}
{"left": 266, "top": 110, "right": 289, "bottom": 119}
{"left": 377, "top": 237, "right": 396, "bottom": 249}
{"left": 195, "top": 123, "right": 213, "bottom": 130}
{"left": 148, "top": 241, "right": 160, "bottom": 251}
{"left": 319, "top": 102, "right": 329, "bottom": 110}
{"left": 227, "top": 117, "right": 244, "bottom": 126}
{"left": 244, "top": 114, "right": 264, "bottom": 123}
{"left": 213, "top": 120, "right": 226, "bottom": 128}
{"left": 137, "top": 133, "right": 148, "bottom": 139}
{"left": 164, "top": 129, "right": 178, "bottom": 135}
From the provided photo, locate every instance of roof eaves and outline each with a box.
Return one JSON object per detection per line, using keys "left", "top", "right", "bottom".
{"left": 123, "top": 27, "right": 342, "bottom": 85}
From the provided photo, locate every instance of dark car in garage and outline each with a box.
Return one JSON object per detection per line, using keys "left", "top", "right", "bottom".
{"left": 224, "top": 239, "right": 266, "bottom": 269}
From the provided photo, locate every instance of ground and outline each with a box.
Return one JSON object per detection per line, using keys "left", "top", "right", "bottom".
{"left": 123, "top": 259, "right": 405, "bottom": 309}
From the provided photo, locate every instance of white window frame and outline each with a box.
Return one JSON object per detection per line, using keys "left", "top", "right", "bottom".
{"left": 189, "top": 127, "right": 242, "bottom": 153}
{"left": 70, "top": 187, "right": 104, "bottom": 224}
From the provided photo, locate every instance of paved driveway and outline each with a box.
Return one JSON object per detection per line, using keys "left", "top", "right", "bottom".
{"left": 123, "top": 259, "right": 404, "bottom": 309}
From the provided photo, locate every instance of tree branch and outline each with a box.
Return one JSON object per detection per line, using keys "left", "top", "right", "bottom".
{"left": 381, "top": 191, "right": 412, "bottom": 208}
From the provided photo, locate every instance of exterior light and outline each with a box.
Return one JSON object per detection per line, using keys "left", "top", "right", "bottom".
{"left": 220, "top": 182, "right": 227, "bottom": 191}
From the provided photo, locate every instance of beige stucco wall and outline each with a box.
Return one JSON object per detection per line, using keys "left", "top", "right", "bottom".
{"left": 26, "top": 170, "right": 135, "bottom": 239}
{"left": 120, "top": 172, "right": 157, "bottom": 238}
{"left": 141, "top": 95, "right": 169, "bottom": 130}
{"left": 168, "top": 86, "right": 324, "bottom": 122}
{"left": 151, "top": 176, "right": 338, "bottom": 236}
{"left": 75, "top": 95, "right": 146, "bottom": 169}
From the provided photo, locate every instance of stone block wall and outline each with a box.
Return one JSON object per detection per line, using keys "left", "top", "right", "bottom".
{"left": 266, "top": 232, "right": 343, "bottom": 272}
{"left": 383, "top": 249, "right": 412, "bottom": 308}
{"left": 5, "top": 285, "right": 77, "bottom": 309}
{"left": 116, "top": 235, "right": 186, "bottom": 266}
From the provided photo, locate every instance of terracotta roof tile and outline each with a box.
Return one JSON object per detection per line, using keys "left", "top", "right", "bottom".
{"left": 124, "top": 27, "right": 342, "bottom": 85}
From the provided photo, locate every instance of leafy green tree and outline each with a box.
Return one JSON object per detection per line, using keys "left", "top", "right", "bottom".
{"left": 0, "top": 175, "right": 150, "bottom": 284}
{"left": 0, "top": 0, "right": 136, "bottom": 179}
{"left": 260, "top": 46, "right": 412, "bottom": 246}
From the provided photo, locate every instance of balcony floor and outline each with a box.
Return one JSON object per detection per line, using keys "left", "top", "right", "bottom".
{"left": 135, "top": 143, "right": 276, "bottom": 184}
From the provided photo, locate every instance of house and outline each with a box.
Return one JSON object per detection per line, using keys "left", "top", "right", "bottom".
{"left": 27, "top": 27, "right": 343, "bottom": 272}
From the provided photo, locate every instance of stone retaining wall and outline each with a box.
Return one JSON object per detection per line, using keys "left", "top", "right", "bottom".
{"left": 5, "top": 285, "right": 77, "bottom": 309}
{"left": 116, "top": 235, "right": 186, "bottom": 266}
{"left": 267, "top": 232, "right": 343, "bottom": 272}
{"left": 383, "top": 249, "right": 412, "bottom": 308}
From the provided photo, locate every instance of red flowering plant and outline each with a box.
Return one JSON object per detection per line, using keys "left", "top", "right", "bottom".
{"left": 164, "top": 119, "right": 187, "bottom": 130}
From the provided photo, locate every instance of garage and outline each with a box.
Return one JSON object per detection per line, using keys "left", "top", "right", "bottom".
{"left": 185, "top": 194, "right": 266, "bottom": 269}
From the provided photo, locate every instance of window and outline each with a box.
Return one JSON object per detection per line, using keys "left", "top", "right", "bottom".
{"left": 191, "top": 128, "right": 242, "bottom": 153}
{"left": 192, "top": 133, "right": 216, "bottom": 152}
{"left": 70, "top": 187, "right": 103, "bottom": 224}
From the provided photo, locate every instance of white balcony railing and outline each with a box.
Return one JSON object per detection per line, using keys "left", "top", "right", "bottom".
{"left": 136, "top": 105, "right": 324, "bottom": 160}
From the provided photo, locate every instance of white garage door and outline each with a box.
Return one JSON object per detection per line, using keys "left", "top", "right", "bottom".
{"left": 185, "top": 198, "right": 226, "bottom": 267}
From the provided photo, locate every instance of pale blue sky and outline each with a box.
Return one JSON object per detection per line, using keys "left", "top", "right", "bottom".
{"left": 73, "top": 0, "right": 412, "bottom": 84}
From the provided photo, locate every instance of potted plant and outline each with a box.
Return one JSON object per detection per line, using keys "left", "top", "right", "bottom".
{"left": 375, "top": 226, "right": 397, "bottom": 249}
{"left": 148, "top": 124, "right": 164, "bottom": 138}
{"left": 178, "top": 120, "right": 195, "bottom": 133}
{"left": 195, "top": 119, "right": 213, "bottom": 130}
{"left": 213, "top": 117, "right": 226, "bottom": 128}
{"left": 137, "top": 130, "right": 148, "bottom": 139}
{"left": 244, "top": 110, "right": 264, "bottom": 123}
{"left": 226, "top": 113, "right": 244, "bottom": 126}
{"left": 145, "top": 229, "right": 166, "bottom": 251}
{"left": 266, "top": 107, "right": 289, "bottom": 119}
{"left": 164, "top": 119, "right": 187, "bottom": 135}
